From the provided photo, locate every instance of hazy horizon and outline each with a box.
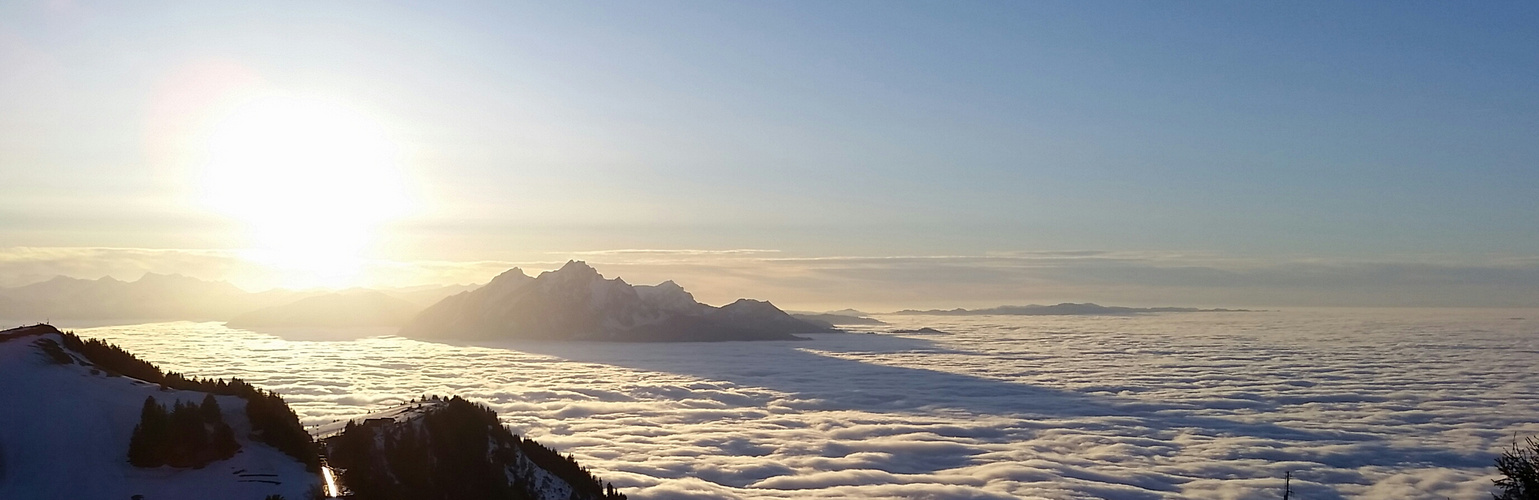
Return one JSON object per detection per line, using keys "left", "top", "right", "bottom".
{"left": 9, "top": 254, "right": 1539, "bottom": 312}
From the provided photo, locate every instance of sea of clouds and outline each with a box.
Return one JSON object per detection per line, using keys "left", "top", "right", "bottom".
{"left": 71, "top": 308, "right": 1539, "bottom": 499}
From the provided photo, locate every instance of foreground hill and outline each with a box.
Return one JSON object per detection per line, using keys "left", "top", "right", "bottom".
{"left": 400, "top": 261, "right": 835, "bottom": 341}
{"left": 0, "top": 323, "right": 634, "bottom": 499}
{"left": 0, "top": 324, "right": 320, "bottom": 499}
{"left": 320, "top": 396, "right": 627, "bottom": 500}
{"left": 226, "top": 290, "right": 423, "bottom": 329}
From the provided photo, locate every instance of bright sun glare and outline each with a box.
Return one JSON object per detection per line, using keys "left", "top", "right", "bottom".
{"left": 201, "top": 96, "right": 410, "bottom": 288}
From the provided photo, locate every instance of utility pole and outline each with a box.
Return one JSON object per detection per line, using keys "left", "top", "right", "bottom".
{"left": 1282, "top": 471, "right": 1292, "bottom": 500}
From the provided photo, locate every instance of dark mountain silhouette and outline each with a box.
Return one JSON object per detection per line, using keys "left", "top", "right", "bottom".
{"left": 322, "top": 396, "right": 627, "bottom": 500}
{"left": 789, "top": 312, "right": 886, "bottom": 326}
{"left": 400, "top": 261, "right": 835, "bottom": 341}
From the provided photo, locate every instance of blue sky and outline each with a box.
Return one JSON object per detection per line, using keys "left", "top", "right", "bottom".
{"left": 1, "top": 1, "right": 1536, "bottom": 306}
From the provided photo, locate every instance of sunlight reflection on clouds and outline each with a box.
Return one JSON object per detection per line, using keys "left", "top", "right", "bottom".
{"left": 78, "top": 309, "right": 1539, "bottom": 499}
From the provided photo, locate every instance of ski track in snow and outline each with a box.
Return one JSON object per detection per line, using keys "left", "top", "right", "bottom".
{"left": 65, "top": 308, "right": 1539, "bottom": 499}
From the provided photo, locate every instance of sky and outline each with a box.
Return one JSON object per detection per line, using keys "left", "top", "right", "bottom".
{"left": 74, "top": 310, "right": 1539, "bottom": 499}
{"left": 1, "top": 1, "right": 1536, "bottom": 308}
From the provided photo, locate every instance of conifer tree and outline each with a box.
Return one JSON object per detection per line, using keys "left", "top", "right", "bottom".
{"left": 200, "top": 393, "right": 222, "bottom": 423}
{"left": 1496, "top": 436, "right": 1539, "bottom": 500}
{"left": 127, "top": 396, "right": 167, "bottom": 467}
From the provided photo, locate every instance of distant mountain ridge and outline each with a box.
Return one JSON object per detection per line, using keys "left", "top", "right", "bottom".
{"left": 892, "top": 303, "right": 1249, "bottom": 315}
{"left": 400, "top": 261, "right": 835, "bottom": 341}
{"left": 0, "top": 273, "right": 300, "bottom": 321}
{"left": 788, "top": 312, "right": 886, "bottom": 326}
{"left": 0, "top": 273, "right": 474, "bottom": 325}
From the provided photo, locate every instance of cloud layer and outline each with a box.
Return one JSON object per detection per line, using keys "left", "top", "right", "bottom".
{"left": 71, "top": 308, "right": 1539, "bottom": 499}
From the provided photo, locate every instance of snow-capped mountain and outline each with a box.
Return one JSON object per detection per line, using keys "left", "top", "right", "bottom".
{"left": 400, "top": 261, "right": 836, "bottom": 341}
{"left": 0, "top": 324, "right": 321, "bottom": 500}
{"left": 319, "top": 396, "right": 627, "bottom": 500}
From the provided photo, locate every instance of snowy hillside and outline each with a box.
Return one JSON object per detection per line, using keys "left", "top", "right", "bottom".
{"left": 0, "top": 324, "right": 320, "bottom": 499}
{"left": 400, "top": 261, "right": 835, "bottom": 341}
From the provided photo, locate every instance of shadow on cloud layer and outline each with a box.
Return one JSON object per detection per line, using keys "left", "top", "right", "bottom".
{"left": 75, "top": 309, "right": 1539, "bottom": 499}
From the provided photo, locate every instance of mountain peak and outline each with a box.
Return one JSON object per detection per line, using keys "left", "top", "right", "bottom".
{"left": 400, "top": 263, "right": 835, "bottom": 341}
{"left": 718, "top": 298, "right": 788, "bottom": 317}
{"left": 725, "top": 298, "right": 774, "bottom": 308}
{"left": 488, "top": 267, "right": 532, "bottom": 286}
{"left": 634, "top": 280, "right": 701, "bottom": 315}
{"left": 534, "top": 261, "right": 605, "bottom": 285}
{"left": 43, "top": 275, "right": 86, "bottom": 284}
{"left": 134, "top": 272, "right": 207, "bottom": 285}
{"left": 556, "top": 260, "right": 598, "bottom": 275}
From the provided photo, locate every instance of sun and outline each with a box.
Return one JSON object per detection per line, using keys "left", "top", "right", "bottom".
{"left": 200, "top": 95, "right": 411, "bottom": 288}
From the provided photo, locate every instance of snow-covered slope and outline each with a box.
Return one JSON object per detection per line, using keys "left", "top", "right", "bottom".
{"left": 0, "top": 324, "right": 320, "bottom": 500}
{"left": 320, "top": 396, "right": 625, "bottom": 500}
{"left": 399, "top": 261, "right": 835, "bottom": 341}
